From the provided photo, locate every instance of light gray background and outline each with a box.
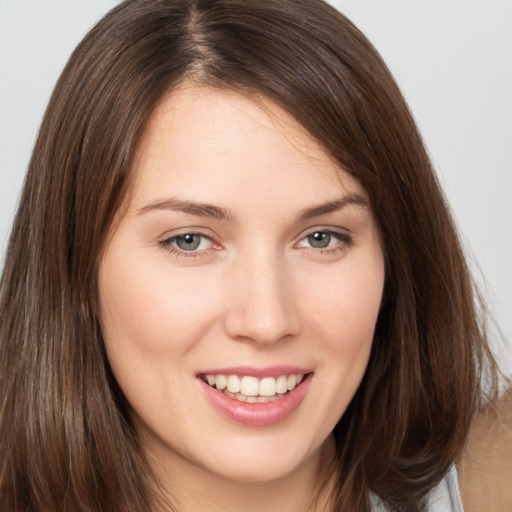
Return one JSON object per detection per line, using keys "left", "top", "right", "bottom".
{"left": 1, "top": 1, "right": 511, "bottom": 374}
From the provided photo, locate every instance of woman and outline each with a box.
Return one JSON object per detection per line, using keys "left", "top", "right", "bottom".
{"left": 0, "top": 0, "right": 506, "bottom": 510}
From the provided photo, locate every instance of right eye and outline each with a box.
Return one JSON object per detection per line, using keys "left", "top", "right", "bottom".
{"left": 159, "top": 232, "right": 215, "bottom": 255}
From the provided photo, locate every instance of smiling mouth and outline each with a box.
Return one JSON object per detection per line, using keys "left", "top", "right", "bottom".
{"left": 200, "top": 373, "right": 307, "bottom": 403}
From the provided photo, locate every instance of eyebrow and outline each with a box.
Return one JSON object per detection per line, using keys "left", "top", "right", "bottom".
{"left": 137, "top": 193, "right": 368, "bottom": 222}
{"left": 296, "top": 193, "right": 369, "bottom": 222}
{"left": 137, "top": 197, "right": 233, "bottom": 221}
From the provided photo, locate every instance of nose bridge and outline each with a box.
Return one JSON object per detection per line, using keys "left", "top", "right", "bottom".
{"left": 224, "top": 243, "right": 300, "bottom": 345}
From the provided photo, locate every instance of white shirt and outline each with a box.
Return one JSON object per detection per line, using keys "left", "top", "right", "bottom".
{"left": 424, "top": 465, "right": 464, "bottom": 512}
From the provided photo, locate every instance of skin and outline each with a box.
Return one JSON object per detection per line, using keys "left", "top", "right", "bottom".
{"left": 457, "top": 390, "right": 512, "bottom": 511}
{"left": 98, "top": 84, "right": 385, "bottom": 512}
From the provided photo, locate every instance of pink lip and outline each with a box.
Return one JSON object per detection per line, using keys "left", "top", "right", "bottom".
{"left": 198, "top": 372, "right": 312, "bottom": 427}
{"left": 198, "top": 365, "right": 311, "bottom": 379}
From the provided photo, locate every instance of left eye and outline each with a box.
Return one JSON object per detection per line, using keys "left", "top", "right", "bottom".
{"left": 165, "top": 233, "right": 213, "bottom": 252}
{"left": 297, "top": 230, "right": 345, "bottom": 249}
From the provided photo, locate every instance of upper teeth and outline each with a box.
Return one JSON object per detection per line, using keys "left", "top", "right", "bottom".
{"left": 205, "top": 374, "right": 305, "bottom": 397}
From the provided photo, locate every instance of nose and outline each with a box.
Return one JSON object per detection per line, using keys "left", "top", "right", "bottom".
{"left": 222, "top": 250, "right": 301, "bottom": 346}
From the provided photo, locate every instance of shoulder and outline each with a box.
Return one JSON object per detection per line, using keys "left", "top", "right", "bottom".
{"left": 456, "top": 389, "right": 512, "bottom": 511}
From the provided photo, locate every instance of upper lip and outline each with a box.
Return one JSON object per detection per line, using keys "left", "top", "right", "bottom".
{"left": 197, "top": 365, "right": 312, "bottom": 379}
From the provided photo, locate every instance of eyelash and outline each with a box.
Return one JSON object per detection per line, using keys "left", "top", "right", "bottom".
{"left": 158, "top": 228, "right": 353, "bottom": 259}
{"left": 296, "top": 229, "right": 353, "bottom": 257}
{"left": 159, "top": 232, "right": 216, "bottom": 259}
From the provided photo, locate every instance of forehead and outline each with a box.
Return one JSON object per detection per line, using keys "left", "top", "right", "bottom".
{"left": 126, "top": 84, "right": 367, "bottom": 212}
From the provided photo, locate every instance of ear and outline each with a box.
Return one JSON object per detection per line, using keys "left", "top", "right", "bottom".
{"left": 456, "top": 389, "right": 512, "bottom": 511}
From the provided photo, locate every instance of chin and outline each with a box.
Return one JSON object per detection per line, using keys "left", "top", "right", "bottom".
{"left": 195, "top": 432, "right": 327, "bottom": 485}
{"left": 205, "top": 459, "right": 306, "bottom": 485}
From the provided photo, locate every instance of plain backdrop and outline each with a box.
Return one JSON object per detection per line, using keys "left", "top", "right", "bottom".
{"left": 0, "top": 0, "right": 511, "bottom": 374}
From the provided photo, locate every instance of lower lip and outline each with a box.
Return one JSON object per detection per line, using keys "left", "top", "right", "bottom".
{"left": 199, "top": 374, "right": 312, "bottom": 427}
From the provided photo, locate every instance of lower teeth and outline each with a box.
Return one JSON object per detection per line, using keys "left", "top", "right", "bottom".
{"left": 222, "top": 389, "right": 285, "bottom": 403}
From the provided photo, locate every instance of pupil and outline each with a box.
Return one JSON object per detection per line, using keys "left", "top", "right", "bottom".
{"left": 176, "top": 234, "right": 201, "bottom": 251}
{"left": 308, "top": 232, "right": 330, "bottom": 248}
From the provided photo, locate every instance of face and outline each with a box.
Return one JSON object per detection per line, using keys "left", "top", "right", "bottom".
{"left": 98, "top": 85, "right": 385, "bottom": 488}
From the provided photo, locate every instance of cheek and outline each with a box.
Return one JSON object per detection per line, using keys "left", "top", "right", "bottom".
{"left": 97, "top": 252, "right": 217, "bottom": 424}
{"left": 288, "top": 253, "right": 384, "bottom": 442}
{"left": 305, "top": 256, "right": 384, "bottom": 351}
{"left": 98, "top": 255, "right": 216, "bottom": 357}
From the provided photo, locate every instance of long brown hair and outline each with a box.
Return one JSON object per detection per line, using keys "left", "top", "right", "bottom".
{"left": 0, "top": 1, "right": 498, "bottom": 510}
